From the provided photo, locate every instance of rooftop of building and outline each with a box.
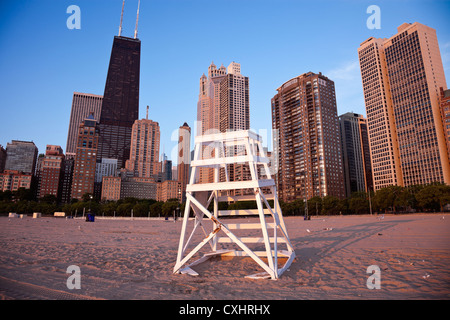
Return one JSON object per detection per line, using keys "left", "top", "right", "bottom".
{"left": 359, "top": 22, "right": 435, "bottom": 48}
{"left": 276, "top": 71, "right": 332, "bottom": 92}
{"left": 7, "top": 140, "right": 36, "bottom": 146}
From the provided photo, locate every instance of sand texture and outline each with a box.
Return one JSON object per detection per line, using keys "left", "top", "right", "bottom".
{"left": 0, "top": 214, "right": 449, "bottom": 300}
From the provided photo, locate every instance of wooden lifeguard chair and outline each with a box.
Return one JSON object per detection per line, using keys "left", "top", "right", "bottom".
{"left": 173, "top": 130, "right": 295, "bottom": 279}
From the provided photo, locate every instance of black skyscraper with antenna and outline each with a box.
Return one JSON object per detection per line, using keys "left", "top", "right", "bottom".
{"left": 97, "top": 0, "right": 141, "bottom": 170}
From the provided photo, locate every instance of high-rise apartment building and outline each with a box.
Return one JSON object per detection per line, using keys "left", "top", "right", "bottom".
{"left": 197, "top": 62, "right": 227, "bottom": 136}
{"left": 71, "top": 114, "right": 99, "bottom": 200}
{"left": 197, "top": 74, "right": 212, "bottom": 137}
{"left": 196, "top": 61, "right": 250, "bottom": 184}
{"left": 219, "top": 62, "right": 250, "bottom": 132}
{"left": 197, "top": 62, "right": 250, "bottom": 135}
{"left": 339, "top": 113, "right": 373, "bottom": 197}
{"left": 60, "top": 158, "right": 74, "bottom": 204}
{"left": 358, "top": 36, "right": 403, "bottom": 191}
{"left": 220, "top": 63, "right": 251, "bottom": 191}
{"left": 177, "top": 122, "right": 191, "bottom": 202}
{"left": 66, "top": 92, "right": 103, "bottom": 158}
{"left": 271, "top": 72, "right": 345, "bottom": 202}
{"left": 37, "top": 145, "right": 65, "bottom": 200}
{"left": 440, "top": 88, "right": 450, "bottom": 161}
{"left": 97, "top": 34, "right": 141, "bottom": 170}
{"left": 125, "top": 118, "right": 160, "bottom": 178}
{"left": 34, "top": 154, "right": 44, "bottom": 197}
{"left": 0, "top": 145, "right": 6, "bottom": 173}
{"left": 358, "top": 22, "right": 449, "bottom": 189}
{"left": 197, "top": 63, "right": 226, "bottom": 184}
{"left": 4, "top": 140, "right": 38, "bottom": 175}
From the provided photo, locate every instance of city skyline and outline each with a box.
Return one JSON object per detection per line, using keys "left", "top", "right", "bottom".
{"left": 1, "top": 1, "right": 449, "bottom": 165}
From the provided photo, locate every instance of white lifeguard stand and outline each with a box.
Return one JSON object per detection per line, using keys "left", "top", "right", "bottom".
{"left": 173, "top": 130, "right": 295, "bottom": 279}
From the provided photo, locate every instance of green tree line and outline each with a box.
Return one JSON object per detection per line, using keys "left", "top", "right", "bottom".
{"left": 1, "top": 182, "right": 449, "bottom": 217}
{"left": 0, "top": 190, "right": 183, "bottom": 218}
{"left": 280, "top": 183, "right": 450, "bottom": 216}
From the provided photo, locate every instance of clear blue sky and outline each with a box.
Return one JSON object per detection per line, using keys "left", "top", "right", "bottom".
{"left": 0, "top": 0, "right": 449, "bottom": 165}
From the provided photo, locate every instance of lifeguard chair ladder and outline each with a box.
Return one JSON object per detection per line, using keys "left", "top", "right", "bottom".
{"left": 173, "top": 130, "right": 295, "bottom": 279}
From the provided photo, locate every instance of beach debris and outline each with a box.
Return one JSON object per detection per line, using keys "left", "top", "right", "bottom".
{"left": 323, "top": 227, "right": 333, "bottom": 231}
{"left": 423, "top": 273, "right": 430, "bottom": 279}
{"left": 306, "top": 229, "right": 311, "bottom": 233}
{"left": 377, "top": 233, "right": 383, "bottom": 236}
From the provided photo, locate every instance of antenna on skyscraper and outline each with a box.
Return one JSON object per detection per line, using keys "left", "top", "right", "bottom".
{"left": 118, "top": 0, "right": 125, "bottom": 36}
{"left": 134, "top": 0, "right": 140, "bottom": 39}
{"left": 146, "top": 105, "right": 149, "bottom": 120}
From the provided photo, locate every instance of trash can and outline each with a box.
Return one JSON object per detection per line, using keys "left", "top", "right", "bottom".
{"left": 86, "top": 214, "right": 95, "bottom": 222}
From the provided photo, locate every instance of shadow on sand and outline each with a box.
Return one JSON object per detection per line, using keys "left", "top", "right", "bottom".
{"left": 288, "top": 218, "right": 414, "bottom": 270}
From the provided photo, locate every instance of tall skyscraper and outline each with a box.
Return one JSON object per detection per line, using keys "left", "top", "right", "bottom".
{"left": 60, "top": 158, "right": 74, "bottom": 204}
{"left": 219, "top": 62, "right": 250, "bottom": 132}
{"left": 271, "top": 72, "right": 345, "bottom": 202}
{"left": 4, "top": 140, "right": 38, "bottom": 175}
{"left": 197, "top": 62, "right": 250, "bottom": 132}
{"left": 37, "top": 145, "right": 65, "bottom": 200}
{"left": 358, "top": 36, "right": 403, "bottom": 190}
{"left": 98, "top": 3, "right": 141, "bottom": 170}
{"left": 66, "top": 92, "right": 103, "bottom": 158}
{"left": 177, "top": 122, "right": 191, "bottom": 202}
{"left": 220, "top": 62, "right": 250, "bottom": 188}
{"left": 339, "top": 113, "right": 373, "bottom": 197}
{"left": 197, "top": 67, "right": 220, "bottom": 184}
{"left": 196, "top": 61, "right": 250, "bottom": 184}
{"left": 71, "top": 114, "right": 99, "bottom": 200}
{"left": 440, "top": 88, "right": 450, "bottom": 161}
{"left": 358, "top": 22, "right": 449, "bottom": 189}
{"left": 125, "top": 117, "right": 160, "bottom": 179}
{"left": 197, "top": 62, "right": 227, "bottom": 136}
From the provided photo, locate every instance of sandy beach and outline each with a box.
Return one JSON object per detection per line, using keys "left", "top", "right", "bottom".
{"left": 0, "top": 213, "right": 449, "bottom": 300}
